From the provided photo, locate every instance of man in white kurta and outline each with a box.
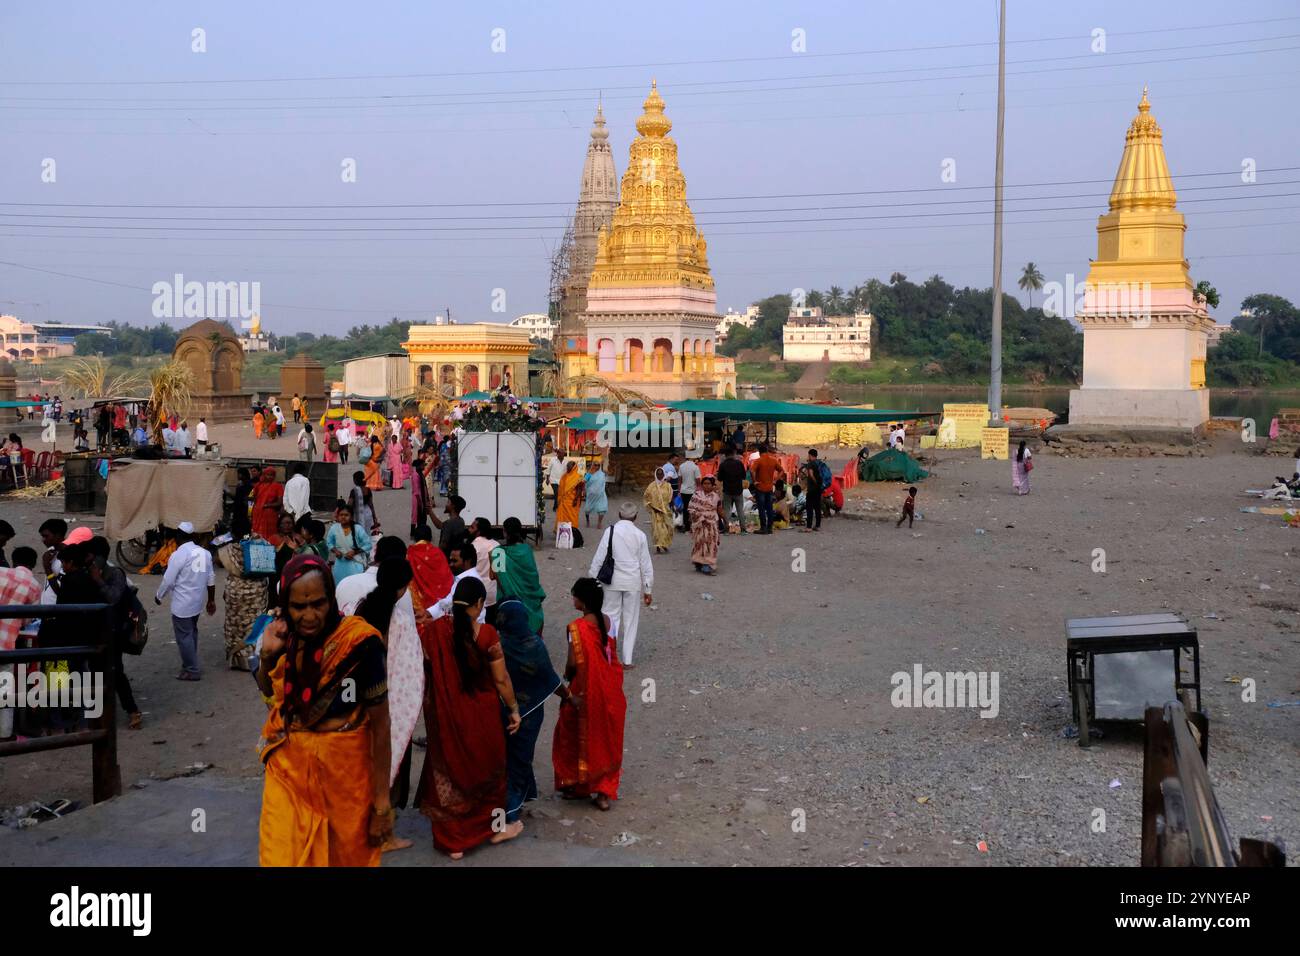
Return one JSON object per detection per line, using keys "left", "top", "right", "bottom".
{"left": 588, "top": 501, "right": 654, "bottom": 667}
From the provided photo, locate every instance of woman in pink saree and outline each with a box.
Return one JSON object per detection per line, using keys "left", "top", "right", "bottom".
{"left": 322, "top": 423, "right": 339, "bottom": 464}
{"left": 385, "top": 435, "right": 405, "bottom": 490}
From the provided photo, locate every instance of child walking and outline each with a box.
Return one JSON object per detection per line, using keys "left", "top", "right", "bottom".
{"left": 896, "top": 486, "right": 918, "bottom": 529}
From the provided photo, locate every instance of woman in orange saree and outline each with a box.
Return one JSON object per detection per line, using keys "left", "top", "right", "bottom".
{"left": 552, "top": 577, "right": 626, "bottom": 810}
{"left": 256, "top": 555, "right": 393, "bottom": 866}
{"left": 364, "top": 437, "right": 384, "bottom": 491}
{"left": 251, "top": 468, "right": 284, "bottom": 540}
{"left": 415, "top": 575, "right": 522, "bottom": 859}
{"left": 554, "top": 460, "right": 583, "bottom": 533}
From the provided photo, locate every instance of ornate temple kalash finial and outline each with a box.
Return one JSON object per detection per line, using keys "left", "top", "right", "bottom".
{"left": 587, "top": 81, "right": 714, "bottom": 292}
{"left": 1107, "top": 86, "right": 1177, "bottom": 212}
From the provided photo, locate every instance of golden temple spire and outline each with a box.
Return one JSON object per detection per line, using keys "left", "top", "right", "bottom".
{"left": 1107, "top": 86, "right": 1177, "bottom": 212}
{"left": 588, "top": 81, "right": 714, "bottom": 292}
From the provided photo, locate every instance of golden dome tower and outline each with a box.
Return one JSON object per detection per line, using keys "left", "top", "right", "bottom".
{"left": 559, "top": 82, "right": 734, "bottom": 401}
{"left": 587, "top": 80, "right": 715, "bottom": 295}
{"left": 1085, "top": 86, "right": 1193, "bottom": 293}
{"left": 1066, "top": 88, "right": 1215, "bottom": 434}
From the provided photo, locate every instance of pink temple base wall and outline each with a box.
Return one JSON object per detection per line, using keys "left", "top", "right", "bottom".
{"left": 586, "top": 285, "right": 717, "bottom": 313}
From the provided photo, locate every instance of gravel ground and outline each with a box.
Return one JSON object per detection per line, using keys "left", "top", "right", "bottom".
{"left": 1, "top": 420, "right": 1296, "bottom": 866}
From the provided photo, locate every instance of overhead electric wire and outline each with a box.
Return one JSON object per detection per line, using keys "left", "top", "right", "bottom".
{"left": 5, "top": 14, "right": 1296, "bottom": 87}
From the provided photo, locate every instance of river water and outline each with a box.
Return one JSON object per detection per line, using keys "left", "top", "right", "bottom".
{"left": 753, "top": 384, "right": 1295, "bottom": 424}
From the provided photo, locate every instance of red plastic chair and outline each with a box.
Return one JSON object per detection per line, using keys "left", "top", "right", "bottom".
{"left": 33, "top": 451, "right": 51, "bottom": 482}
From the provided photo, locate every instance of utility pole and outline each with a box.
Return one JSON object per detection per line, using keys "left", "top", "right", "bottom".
{"left": 988, "top": 0, "right": 1006, "bottom": 424}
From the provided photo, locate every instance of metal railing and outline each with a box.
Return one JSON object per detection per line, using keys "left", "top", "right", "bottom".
{"left": 0, "top": 603, "right": 121, "bottom": 803}
{"left": 1141, "top": 701, "right": 1285, "bottom": 867}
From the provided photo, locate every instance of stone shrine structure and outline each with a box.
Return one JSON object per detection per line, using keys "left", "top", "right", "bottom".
{"left": 1067, "top": 89, "right": 1214, "bottom": 432}
{"left": 279, "top": 353, "right": 328, "bottom": 415}
{"left": 560, "top": 82, "right": 735, "bottom": 401}
{"left": 172, "top": 319, "right": 246, "bottom": 423}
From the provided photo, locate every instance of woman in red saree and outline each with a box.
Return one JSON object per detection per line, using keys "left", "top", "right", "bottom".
{"left": 251, "top": 468, "right": 284, "bottom": 539}
{"left": 415, "top": 575, "right": 522, "bottom": 859}
{"left": 256, "top": 555, "right": 393, "bottom": 866}
{"left": 553, "top": 577, "right": 627, "bottom": 810}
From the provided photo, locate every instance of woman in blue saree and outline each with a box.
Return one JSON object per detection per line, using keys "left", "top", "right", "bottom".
{"left": 583, "top": 461, "right": 609, "bottom": 530}
{"left": 494, "top": 598, "right": 566, "bottom": 824}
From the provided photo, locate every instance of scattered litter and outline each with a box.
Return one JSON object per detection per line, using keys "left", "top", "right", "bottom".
{"left": 1203, "top": 613, "right": 1219, "bottom": 620}
{"left": 688, "top": 689, "right": 702, "bottom": 695}
{"left": 1261, "top": 815, "right": 1274, "bottom": 822}
{"left": 915, "top": 796, "right": 930, "bottom": 805}
{"left": 611, "top": 831, "right": 640, "bottom": 847}
{"left": 975, "top": 528, "right": 987, "bottom": 535}
{"left": 1061, "top": 724, "right": 1104, "bottom": 740}
{"left": 559, "top": 819, "right": 574, "bottom": 827}
{"left": 1259, "top": 584, "right": 1273, "bottom": 591}
{"left": 1224, "top": 675, "right": 1244, "bottom": 684}
{"left": 700, "top": 593, "right": 714, "bottom": 601}
{"left": 977, "top": 840, "right": 989, "bottom": 853}
{"left": 1109, "top": 779, "right": 1122, "bottom": 789}
{"left": 1266, "top": 700, "right": 1300, "bottom": 708}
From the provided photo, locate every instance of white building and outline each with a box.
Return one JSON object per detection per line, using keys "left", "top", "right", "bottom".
{"left": 782, "top": 311, "right": 873, "bottom": 362}
{"left": 1206, "top": 323, "right": 1233, "bottom": 348}
{"left": 717, "top": 305, "right": 759, "bottom": 340}
{"left": 509, "top": 313, "right": 557, "bottom": 341}
{"left": 0, "top": 314, "right": 112, "bottom": 360}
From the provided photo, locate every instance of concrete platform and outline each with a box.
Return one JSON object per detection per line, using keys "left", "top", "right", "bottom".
{"left": 1051, "top": 422, "right": 1205, "bottom": 445}
{"left": 0, "top": 774, "right": 656, "bottom": 867}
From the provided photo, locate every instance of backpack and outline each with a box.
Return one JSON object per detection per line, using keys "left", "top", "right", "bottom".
{"left": 815, "top": 459, "right": 833, "bottom": 491}
{"left": 328, "top": 434, "right": 340, "bottom": 453}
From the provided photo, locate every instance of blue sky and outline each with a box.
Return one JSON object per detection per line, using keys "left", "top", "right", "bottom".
{"left": 1, "top": 0, "right": 1297, "bottom": 334}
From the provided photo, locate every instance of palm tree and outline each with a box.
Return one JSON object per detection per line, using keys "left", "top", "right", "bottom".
{"left": 1018, "top": 262, "right": 1045, "bottom": 309}
{"left": 827, "top": 286, "right": 846, "bottom": 315}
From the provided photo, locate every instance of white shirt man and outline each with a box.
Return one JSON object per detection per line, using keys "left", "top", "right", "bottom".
{"left": 195, "top": 419, "right": 208, "bottom": 448}
{"left": 155, "top": 523, "right": 216, "bottom": 679}
{"left": 546, "top": 453, "right": 567, "bottom": 491}
{"left": 678, "top": 457, "right": 700, "bottom": 496}
{"left": 433, "top": 565, "right": 486, "bottom": 623}
{"left": 175, "top": 425, "right": 191, "bottom": 453}
{"left": 588, "top": 504, "right": 654, "bottom": 666}
{"left": 283, "top": 470, "right": 312, "bottom": 521}
{"left": 274, "top": 406, "right": 286, "bottom": 431}
{"left": 337, "top": 422, "right": 353, "bottom": 449}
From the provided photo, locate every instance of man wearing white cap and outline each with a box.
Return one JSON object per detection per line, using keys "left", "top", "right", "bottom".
{"left": 587, "top": 501, "right": 654, "bottom": 668}
{"left": 155, "top": 521, "right": 216, "bottom": 680}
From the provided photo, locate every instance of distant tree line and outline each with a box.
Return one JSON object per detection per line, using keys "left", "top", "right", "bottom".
{"left": 720, "top": 272, "right": 1083, "bottom": 383}
{"left": 76, "top": 317, "right": 413, "bottom": 368}
{"left": 1208, "top": 293, "right": 1300, "bottom": 386}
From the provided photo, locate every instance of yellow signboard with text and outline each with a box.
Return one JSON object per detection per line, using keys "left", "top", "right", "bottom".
{"left": 981, "top": 427, "right": 1009, "bottom": 460}
{"left": 936, "top": 403, "right": 989, "bottom": 448}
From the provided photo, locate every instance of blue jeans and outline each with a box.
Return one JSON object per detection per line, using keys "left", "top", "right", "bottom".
{"left": 173, "top": 614, "right": 201, "bottom": 677}
{"left": 754, "top": 490, "right": 774, "bottom": 530}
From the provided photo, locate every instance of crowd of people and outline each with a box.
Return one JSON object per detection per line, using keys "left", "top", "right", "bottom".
{"left": 237, "top": 481, "right": 628, "bottom": 865}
